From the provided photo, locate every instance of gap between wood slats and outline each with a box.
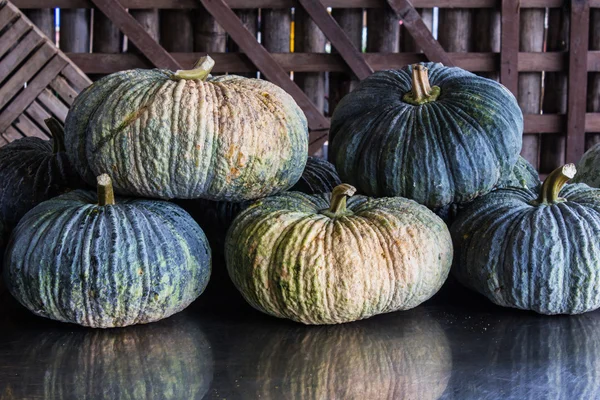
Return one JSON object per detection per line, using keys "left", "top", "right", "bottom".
{"left": 66, "top": 52, "right": 600, "bottom": 74}
{"left": 25, "top": 100, "right": 52, "bottom": 134}
{"left": 11, "top": 0, "right": 578, "bottom": 9}
{"left": 0, "top": 29, "right": 44, "bottom": 84}
{"left": 12, "top": 112, "right": 49, "bottom": 139}
{"left": 0, "top": 17, "right": 31, "bottom": 59}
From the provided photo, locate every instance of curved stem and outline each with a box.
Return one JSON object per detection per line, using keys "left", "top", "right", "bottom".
{"left": 403, "top": 64, "right": 441, "bottom": 106}
{"left": 44, "top": 117, "right": 66, "bottom": 153}
{"left": 324, "top": 184, "right": 357, "bottom": 218}
{"left": 536, "top": 164, "right": 576, "bottom": 205}
{"left": 172, "top": 55, "right": 215, "bottom": 81}
{"left": 97, "top": 174, "right": 115, "bottom": 206}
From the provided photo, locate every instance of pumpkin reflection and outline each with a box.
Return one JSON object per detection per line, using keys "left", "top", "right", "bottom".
{"left": 1, "top": 313, "right": 213, "bottom": 400}
{"left": 231, "top": 313, "right": 452, "bottom": 400}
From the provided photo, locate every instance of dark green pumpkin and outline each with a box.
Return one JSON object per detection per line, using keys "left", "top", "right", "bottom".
{"left": 329, "top": 62, "right": 523, "bottom": 208}
{"left": 451, "top": 164, "right": 600, "bottom": 315}
{"left": 177, "top": 156, "right": 342, "bottom": 251}
{"left": 3, "top": 175, "right": 211, "bottom": 328}
{"left": 0, "top": 118, "right": 85, "bottom": 232}
{"left": 64, "top": 56, "right": 308, "bottom": 201}
{"left": 0, "top": 313, "right": 213, "bottom": 399}
{"left": 573, "top": 142, "right": 600, "bottom": 187}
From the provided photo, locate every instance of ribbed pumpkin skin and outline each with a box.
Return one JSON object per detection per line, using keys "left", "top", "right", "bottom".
{"left": 289, "top": 156, "right": 342, "bottom": 193}
{"left": 329, "top": 62, "right": 523, "bottom": 208}
{"left": 451, "top": 183, "right": 600, "bottom": 314}
{"left": 573, "top": 143, "right": 600, "bottom": 187}
{"left": 232, "top": 315, "right": 451, "bottom": 400}
{"left": 0, "top": 137, "right": 85, "bottom": 231}
{"left": 226, "top": 192, "right": 452, "bottom": 325}
{"left": 497, "top": 156, "right": 541, "bottom": 190}
{"left": 4, "top": 191, "right": 211, "bottom": 328}
{"left": 65, "top": 70, "right": 308, "bottom": 201}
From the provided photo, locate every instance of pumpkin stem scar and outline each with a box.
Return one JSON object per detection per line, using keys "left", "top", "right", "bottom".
{"left": 403, "top": 64, "right": 441, "bottom": 106}
{"left": 45, "top": 117, "right": 66, "bottom": 154}
{"left": 534, "top": 164, "right": 576, "bottom": 205}
{"left": 172, "top": 55, "right": 215, "bottom": 81}
{"left": 97, "top": 174, "right": 116, "bottom": 206}
{"left": 321, "top": 184, "right": 357, "bottom": 218}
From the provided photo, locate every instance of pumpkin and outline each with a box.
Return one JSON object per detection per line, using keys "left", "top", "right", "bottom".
{"left": 177, "top": 156, "right": 342, "bottom": 251}
{"left": 573, "top": 142, "right": 600, "bottom": 187}
{"left": 0, "top": 118, "right": 85, "bottom": 232}
{"left": 225, "top": 183, "right": 453, "bottom": 325}
{"left": 3, "top": 174, "right": 211, "bottom": 328}
{"left": 329, "top": 62, "right": 523, "bottom": 208}
{"left": 451, "top": 164, "right": 600, "bottom": 314}
{"left": 230, "top": 312, "right": 451, "bottom": 400}
{"left": 0, "top": 313, "right": 213, "bottom": 399}
{"left": 434, "top": 156, "right": 540, "bottom": 224}
{"left": 64, "top": 56, "right": 308, "bottom": 201}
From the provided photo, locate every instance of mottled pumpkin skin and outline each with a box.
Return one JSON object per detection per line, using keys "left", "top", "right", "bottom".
{"left": 65, "top": 70, "right": 308, "bottom": 201}
{"left": 232, "top": 313, "right": 451, "bottom": 400}
{"left": 329, "top": 62, "right": 523, "bottom": 208}
{"left": 0, "top": 137, "right": 86, "bottom": 232}
{"left": 573, "top": 143, "right": 600, "bottom": 187}
{"left": 4, "top": 191, "right": 211, "bottom": 328}
{"left": 1, "top": 314, "right": 213, "bottom": 399}
{"left": 451, "top": 183, "right": 600, "bottom": 314}
{"left": 177, "top": 156, "right": 341, "bottom": 252}
{"left": 226, "top": 192, "right": 452, "bottom": 325}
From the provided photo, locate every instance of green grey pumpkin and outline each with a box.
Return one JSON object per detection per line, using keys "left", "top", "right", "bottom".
{"left": 177, "top": 156, "right": 342, "bottom": 251}
{"left": 65, "top": 56, "right": 308, "bottom": 201}
{"left": 4, "top": 175, "right": 211, "bottom": 328}
{"left": 231, "top": 313, "right": 451, "bottom": 400}
{"left": 0, "top": 118, "right": 86, "bottom": 232}
{"left": 329, "top": 63, "right": 523, "bottom": 208}
{"left": 1, "top": 314, "right": 213, "bottom": 399}
{"left": 451, "top": 164, "right": 600, "bottom": 315}
{"left": 434, "top": 156, "right": 540, "bottom": 223}
{"left": 226, "top": 184, "right": 453, "bottom": 325}
{"left": 573, "top": 142, "right": 600, "bottom": 187}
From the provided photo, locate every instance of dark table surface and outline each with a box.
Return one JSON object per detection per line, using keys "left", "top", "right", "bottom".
{"left": 1, "top": 262, "right": 598, "bottom": 400}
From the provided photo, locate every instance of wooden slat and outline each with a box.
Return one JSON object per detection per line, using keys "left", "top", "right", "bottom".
{"left": 524, "top": 114, "right": 563, "bottom": 133}
{"left": 25, "top": 100, "right": 52, "bottom": 134}
{"left": 11, "top": 0, "right": 573, "bottom": 9}
{"left": 0, "top": 135, "right": 7, "bottom": 146}
{"left": 0, "top": 55, "right": 67, "bottom": 132}
{"left": 0, "top": 29, "right": 44, "bottom": 85}
{"left": 37, "top": 88, "right": 69, "bottom": 121}
{"left": 60, "top": 63, "right": 92, "bottom": 91}
{"left": 500, "top": 0, "right": 520, "bottom": 96}
{"left": 387, "top": 0, "right": 455, "bottom": 66}
{"left": 566, "top": 0, "right": 590, "bottom": 163}
{"left": 0, "top": 1, "right": 19, "bottom": 31}
{"left": 88, "top": 0, "right": 181, "bottom": 70}
{"left": 2, "top": 126, "right": 23, "bottom": 142}
{"left": 12, "top": 113, "right": 49, "bottom": 139}
{"left": 200, "top": 0, "right": 329, "bottom": 131}
{"left": 297, "top": 0, "right": 373, "bottom": 80}
{"left": 309, "top": 130, "right": 329, "bottom": 154}
{"left": 0, "top": 42, "right": 56, "bottom": 110}
{"left": 49, "top": 75, "right": 79, "bottom": 105}
{"left": 0, "top": 17, "right": 30, "bottom": 59}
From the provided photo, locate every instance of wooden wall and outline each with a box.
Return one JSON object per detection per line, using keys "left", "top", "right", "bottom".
{"left": 8, "top": 0, "right": 600, "bottom": 174}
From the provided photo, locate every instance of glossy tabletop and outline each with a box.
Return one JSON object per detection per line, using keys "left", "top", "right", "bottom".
{"left": 0, "top": 264, "right": 598, "bottom": 400}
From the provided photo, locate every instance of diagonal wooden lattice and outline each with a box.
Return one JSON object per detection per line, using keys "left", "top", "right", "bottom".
{"left": 0, "top": 0, "right": 91, "bottom": 145}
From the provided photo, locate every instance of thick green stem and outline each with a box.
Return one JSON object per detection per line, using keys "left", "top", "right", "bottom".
{"left": 172, "top": 55, "right": 215, "bottom": 81}
{"left": 97, "top": 174, "right": 115, "bottom": 206}
{"left": 403, "top": 64, "right": 441, "bottom": 106}
{"left": 322, "top": 184, "right": 357, "bottom": 218}
{"left": 44, "top": 117, "right": 66, "bottom": 153}
{"left": 536, "top": 164, "right": 576, "bottom": 205}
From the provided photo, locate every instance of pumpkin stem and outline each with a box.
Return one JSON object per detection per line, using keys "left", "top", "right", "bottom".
{"left": 322, "top": 184, "right": 357, "bottom": 218}
{"left": 535, "top": 164, "right": 576, "bottom": 205}
{"left": 403, "top": 64, "right": 441, "bottom": 106}
{"left": 45, "top": 117, "right": 66, "bottom": 154}
{"left": 172, "top": 55, "right": 215, "bottom": 81}
{"left": 97, "top": 174, "right": 115, "bottom": 206}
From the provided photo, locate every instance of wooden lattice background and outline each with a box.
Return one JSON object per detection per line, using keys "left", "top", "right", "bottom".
{"left": 3, "top": 0, "right": 599, "bottom": 177}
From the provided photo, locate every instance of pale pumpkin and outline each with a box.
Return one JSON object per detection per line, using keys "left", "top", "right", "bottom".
{"left": 64, "top": 56, "right": 308, "bottom": 201}
{"left": 226, "top": 184, "right": 453, "bottom": 325}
